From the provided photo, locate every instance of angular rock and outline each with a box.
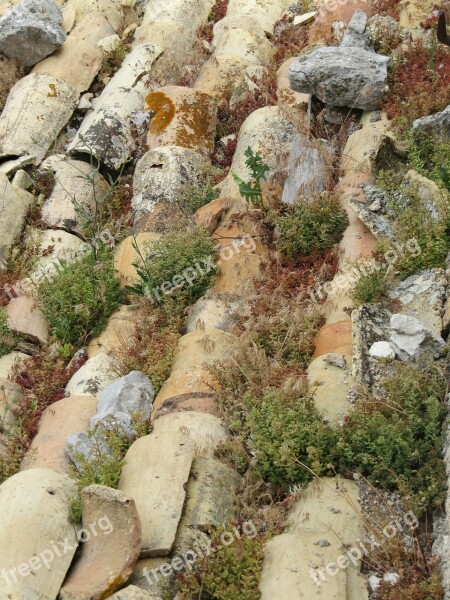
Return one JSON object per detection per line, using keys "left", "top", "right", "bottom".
{"left": 0, "top": 469, "right": 78, "bottom": 598}
{"left": 352, "top": 304, "right": 391, "bottom": 384}
{"left": 412, "top": 104, "right": 450, "bottom": 140}
{"left": 389, "top": 269, "right": 447, "bottom": 335}
{"left": 40, "top": 154, "right": 110, "bottom": 233}
{"left": 20, "top": 396, "right": 97, "bottom": 473}
{"left": 132, "top": 146, "right": 205, "bottom": 221}
{"left": 59, "top": 485, "right": 142, "bottom": 600}
{"left": 6, "top": 296, "right": 49, "bottom": 344}
{"left": 65, "top": 352, "right": 119, "bottom": 397}
{"left": 65, "top": 429, "right": 110, "bottom": 470}
{"left": 90, "top": 371, "right": 155, "bottom": 436}
{"left": 0, "top": 172, "right": 33, "bottom": 261}
{"left": 369, "top": 340, "right": 395, "bottom": 359}
{"left": 341, "top": 9, "right": 372, "bottom": 50}
{"left": 276, "top": 57, "right": 310, "bottom": 109}
{"left": 119, "top": 429, "right": 195, "bottom": 557}
{"left": 33, "top": 11, "right": 114, "bottom": 92}
{"left": 282, "top": 133, "right": 330, "bottom": 204}
{"left": 289, "top": 46, "right": 389, "bottom": 111}
{"left": 145, "top": 86, "right": 217, "bottom": 157}
{"left": 0, "top": 73, "right": 78, "bottom": 167}
{"left": 389, "top": 313, "right": 445, "bottom": 362}
{"left": 0, "top": 0, "right": 66, "bottom": 67}
{"left": 349, "top": 198, "right": 395, "bottom": 239}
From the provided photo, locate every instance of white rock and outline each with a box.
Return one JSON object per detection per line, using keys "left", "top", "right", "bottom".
{"left": 293, "top": 11, "right": 317, "bottom": 26}
{"left": 369, "top": 574, "right": 382, "bottom": 590}
{"left": 369, "top": 341, "right": 395, "bottom": 359}
{"left": 97, "top": 33, "right": 121, "bottom": 52}
{"left": 389, "top": 314, "right": 445, "bottom": 362}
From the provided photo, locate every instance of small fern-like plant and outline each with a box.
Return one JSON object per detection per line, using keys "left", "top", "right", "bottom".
{"left": 233, "top": 147, "right": 270, "bottom": 206}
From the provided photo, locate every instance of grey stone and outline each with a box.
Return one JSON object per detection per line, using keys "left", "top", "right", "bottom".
{"left": 349, "top": 199, "right": 395, "bottom": 240}
{"left": 389, "top": 313, "right": 445, "bottom": 362}
{"left": 90, "top": 371, "right": 154, "bottom": 437}
{"left": 65, "top": 430, "right": 111, "bottom": 470}
{"left": 341, "top": 9, "right": 372, "bottom": 51}
{"left": 282, "top": 133, "right": 330, "bottom": 204}
{"left": 289, "top": 46, "right": 389, "bottom": 111}
{"left": 412, "top": 104, "right": 450, "bottom": 140}
{"left": 389, "top": 269, "right": 447, "bottom": 335}
{"left": 322, "top": 353, "right": 347, "bottom": 369}
{"left": 352, "top": 304, "right": 392, "bottom": 385}
{"left": 361, "top": 184, "right": 388, "bottom": 210}
{"left": 0, "top": 0, "right": 66, "bottom": 67}
{"left": 132, "top": 146, "right": 205, "bottom": 221}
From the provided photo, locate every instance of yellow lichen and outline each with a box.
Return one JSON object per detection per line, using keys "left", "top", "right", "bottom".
{"left": 145, "top": 91, "right": 176, "bottom": 133}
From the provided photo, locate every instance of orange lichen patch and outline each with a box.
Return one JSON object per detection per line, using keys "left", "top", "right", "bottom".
{"left": 47, "top": 83, "right": 58, "bottom": 97}
{"left": 172, "top": 92, "right": 216, "bottom": 153}
{"left": 145, "top": 91, "right": 176, "bottom": 133}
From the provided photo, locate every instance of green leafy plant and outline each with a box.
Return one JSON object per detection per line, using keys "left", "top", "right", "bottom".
{"left": 127, "top": 227, "right": 218, "bottom": 312}
{"left": 233, "top": 147, "right": 270, "bottom": 206}
{"left": 38, "top": 248, "right": 122, "bottom": 347}
{"left": 0, "top": 307, "right": 16, "bottom": 357}
{"left": 336, "top": 362, "right": 448, "bottom": 517}
{"left": 350, "top": 261, "right": 389, "bottom": 306}
{"left": 176, "top": 524, "right": 268, "bottom": 600}
{"left": 245, "top": 392, "right": 338, "bottom": 487}
{"left": 178, "top": 165, "right": 221, "bottom": 214}
{"left": 273, "top": 194, "right": 348, "bottom": 260}
{"left": 69, "top": 415, "right": 152, "bottom": 523}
